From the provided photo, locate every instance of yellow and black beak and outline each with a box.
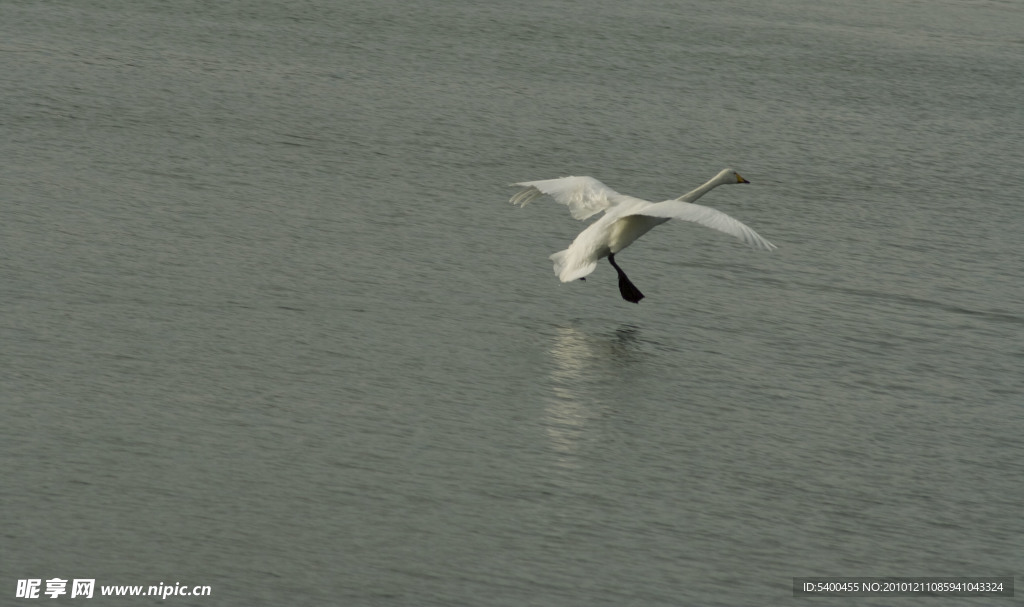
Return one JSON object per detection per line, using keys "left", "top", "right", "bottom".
{"left": 737, "top": 173, "right": 750, "bottom": 184}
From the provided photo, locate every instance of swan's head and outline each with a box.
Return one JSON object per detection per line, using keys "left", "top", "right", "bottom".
{"left": 717, "top": 168, "right": 750, "bottom": 185}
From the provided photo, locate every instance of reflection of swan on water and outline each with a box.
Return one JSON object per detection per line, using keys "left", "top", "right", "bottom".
{"left": 510, "top": 168, "right": 776, "bottom": 303}
{"left": 544, "top": 325, "right": 647, "bottom": 463}
{"left": 545, "top": 327, "right": 593, "bottom": 461}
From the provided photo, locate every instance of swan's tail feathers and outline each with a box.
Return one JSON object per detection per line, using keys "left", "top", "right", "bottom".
{"left": 550, "top": 249, "right": 597, "bottom": 283}
{"left": 550, "top": 249, "right": 569, "bottom": 275}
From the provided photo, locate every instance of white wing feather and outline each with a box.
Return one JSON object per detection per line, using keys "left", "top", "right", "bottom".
{"left": 509, "top": 176, "right": 623, "bottom": 221}
{"left": 636, "top": 200, "right": 777, "bottom": 251}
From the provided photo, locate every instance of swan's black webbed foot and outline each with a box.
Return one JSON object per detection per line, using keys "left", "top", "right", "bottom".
{"left": 608, "top": 254, "right": 645, "bottom": 304}
{"left": 579, "top": 277, "right": 586, "bottom": 281}
{"left": 617, "top": 275, "right": 645, "bottom": 303}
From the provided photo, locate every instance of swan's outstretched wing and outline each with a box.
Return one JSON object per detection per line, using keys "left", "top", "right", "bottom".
{"left": 636, "top": 200, "right": 777, "bottom": 251}
{"left": 509, "top": 176, "right": 623, "bottom": 221}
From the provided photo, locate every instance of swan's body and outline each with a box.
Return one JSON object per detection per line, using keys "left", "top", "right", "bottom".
{"left": 509, "top": 168, "right": 775, "bottom": 303}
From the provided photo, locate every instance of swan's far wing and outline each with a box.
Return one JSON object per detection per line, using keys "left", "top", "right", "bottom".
{"left": 636, "top": 200, "right": 777, "bottom": 251}
{"left": 509, "top": 176, "right": 622, "bottom": 221}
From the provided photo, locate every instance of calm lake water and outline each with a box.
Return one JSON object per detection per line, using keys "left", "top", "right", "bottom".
{"left": 2, "top": 0, "right": 1022, "bottom": 605}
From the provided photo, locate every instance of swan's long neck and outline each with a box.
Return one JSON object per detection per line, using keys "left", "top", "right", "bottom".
{"left": 675, "top": 177, "right": 721, "bottom": 203}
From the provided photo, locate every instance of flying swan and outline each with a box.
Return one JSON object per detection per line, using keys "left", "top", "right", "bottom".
{"left": 509, "top": 168, "right": 776, "bottom": 303}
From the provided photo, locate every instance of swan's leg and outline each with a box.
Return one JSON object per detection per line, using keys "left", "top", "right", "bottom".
{"left": 608, "top": 254, "right": 644, "bottom": 303}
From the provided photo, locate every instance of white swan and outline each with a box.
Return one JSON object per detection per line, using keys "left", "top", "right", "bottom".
{"left": 509, "top": 168, "right": 775, "bottom": 303}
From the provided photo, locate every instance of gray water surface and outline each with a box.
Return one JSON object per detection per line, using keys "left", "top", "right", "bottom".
{"left": 3, "top": 0, "right": 1022, "bottom": 605}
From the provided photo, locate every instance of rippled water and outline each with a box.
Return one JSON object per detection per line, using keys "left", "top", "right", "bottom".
{"left": 3, "top": 0, "right": 1022, "bottom": 605}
